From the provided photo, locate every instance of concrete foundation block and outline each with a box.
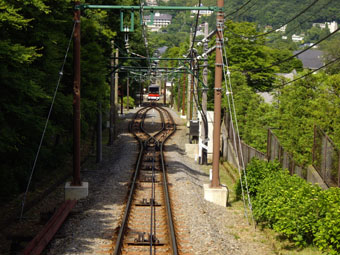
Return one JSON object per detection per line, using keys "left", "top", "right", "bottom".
{"left": 203, "top": 183, "right": 228, "bottom": 207}
{"left": 65, "top": 182, "right": 89, "bottom": 200}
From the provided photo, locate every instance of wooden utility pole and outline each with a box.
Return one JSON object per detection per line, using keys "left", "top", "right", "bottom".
{"left": 114, "top": 49, "right": 119, "bottom": 135}
{"left": 177, "top": 77, "right": 181, "bottom": 112}
{"left": 126, "top": 76, "right": 129, "bottom": 111}
{"left": 96, "top": 102, "right": 102, "bottom": 163}
{"left": 108, "top": 40, "right": 115, "bottom": 145}
{"left": 211, "top": 0, "right": 224, "bottom": 188}
{"left": 72, "top": 1, "right": 81, "bottom": 186}
{"left": 187, "top": 29, "right": 193, "bottom": 123}
{"left": 163, "top": 77, "right": 166, "bottom": 105}
{"left": 181, "top": 73, "right": 186, "bottom": 116}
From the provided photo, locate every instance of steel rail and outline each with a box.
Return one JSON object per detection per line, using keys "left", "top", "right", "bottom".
{"left": 158, "top": 107, "right": 178, "bottom": 255}
{"left": 114, "top": 105, "right": 177, "bottom": 254}
{"left": 113, "top": 106, "right": 149, "bottom": 255}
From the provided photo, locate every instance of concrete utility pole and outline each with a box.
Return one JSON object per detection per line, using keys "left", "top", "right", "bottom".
{"left": 182, "top": 73, "right": 186, "bottom": 116}
{"left": 202, "top": 22, "right": 209, "bottom": 164}
{"left": 211, "top": 0, "right": 224, "bottom": 188}
{"left": 72, "top": 1, "right": 81, "bottom": 186}
{"left": 108, "top": 40, "right": 115, "bottom": 145}
{"left": 126, "top": 76, "right": 129, "bottom": 111}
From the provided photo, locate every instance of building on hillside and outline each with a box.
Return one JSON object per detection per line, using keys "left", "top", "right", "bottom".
{"left": 144, "top": 12, "right": 172, "bottom": 32}
{"left": 275, "top": 24, "right": 287, "bottom": 33}
{"left": 294, "top": 49, "right": 324, "bottom": 70}
{"left": 292, "top": 34, "right": 304, "bottom": 42}
{"left": 313, "top": 21, "right": 338, "bottom": 33}
{"left": 191, "top": 4, "right": 213, "bottom": 17}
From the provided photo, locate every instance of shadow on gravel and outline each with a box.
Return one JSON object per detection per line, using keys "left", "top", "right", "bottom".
{"left": 165, "top": 144, "right": 186, "bottom": 155}
{"left": 166, "top": 160, "right": 208, "bottom": 183}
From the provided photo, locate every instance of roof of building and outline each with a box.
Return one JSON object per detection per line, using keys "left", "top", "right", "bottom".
{"left": 293, "top": 49, "right": 324, "bottom": 70}
{"left": 144, "top": 13, "right": 172, "bottom": 21}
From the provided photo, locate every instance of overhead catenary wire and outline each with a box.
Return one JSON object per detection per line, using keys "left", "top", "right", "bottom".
{"left": 225, "top": 0, "right": 255, "bottom": 18}
{"left": 20, "top": 21, "right": 76, "bottom": 220}
{"left": 267, "top": 0, "right": 334, "bottom": 43}
{"left": 245, "top": 26, "right": 340, "bottom": 73}
{"left": 279, "top": 56, "right": 340, "bottom": 87}
{"left": 229, "top": 0, "right": 321, "bottom": 39}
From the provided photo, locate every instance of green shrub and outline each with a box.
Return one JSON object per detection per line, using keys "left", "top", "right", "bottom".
{"left": 253, "top": 170, "right": 322, "bottom": 246}
{"left": 235, "top": 158, "right": 281, "bottom": 199}
{"left": 123, "top": 96, "right": 135, "bottom": 108}
{"left": 314, "top": 188, "right": 340, "bottom": 254}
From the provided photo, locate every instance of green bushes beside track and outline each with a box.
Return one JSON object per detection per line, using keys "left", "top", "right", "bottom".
{"left": 236, "top": 158, "right": 340, "bottom": 254}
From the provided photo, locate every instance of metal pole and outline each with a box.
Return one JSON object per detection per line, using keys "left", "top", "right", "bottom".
{"left": 187, "top": 29, "right": 193, "bottom": 124}
{"left": 182, "top": 73, "right": 186, "bottom": 116}
{"left": 114, "top": 49, "right": 119, "bottom": 136}
{"left": 211, "top": 0, "right": 224, "bottom": 188}
{"left": 121, "top": 85, "right": 124, "bottom": 115}
{"left": 177, "top": 76, "right": 180, "bottom": 112}
{"left": 108, "top": 40, "right": 114, "bottom": 145}
{"left": 126, "top": 76, "right": 129, "bottom": 111}
{"left": 96, "top": 102, "right": 102, "bottom": 163}
{"left": 72, "top": 1, "right": 81, "bottom": 186}
{"left": 139, "top": 74, "right": 142, "bottom": 106}
{"left": 171, "top": 80, "right": 174, "bottom": 108}
{"left": 163, "top": 76, "right": 167, "bottom": 105}
{"left": 192, "top": 63, "right": 198, "bottom": 120}
{"left": 202, "top": 22, "right": 209, "bottom": 164}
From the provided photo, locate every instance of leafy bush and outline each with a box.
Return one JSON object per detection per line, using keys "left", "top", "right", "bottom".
{"left": 314, "top": 188, "right": 340, "bottom": 254}
{"left": 235, "top": 158, "right": 281, "bottom": 199}
{"left": 123, "top": 96, "right": 135, "bottom": 108}
{"left": 237, "top": 158, "right": 340, "bottom": 252}
{"left": 253, "top": 170, "right": 322, "bottom": 246}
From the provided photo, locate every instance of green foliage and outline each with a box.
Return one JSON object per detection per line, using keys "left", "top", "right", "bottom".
{"left": 235, "top": 158, "right": 281, "bottom": 199}
{"left": 123, "top": 96, "right": 135, "bottom": 108}
{"left": 253, "top": 170, "right": 322, "bottom": 246}
{"left": 314, "top": 188, "right": 340, "bottom": 254}
{"left": 242, "top": 158, "right": 340, "bottom": 252}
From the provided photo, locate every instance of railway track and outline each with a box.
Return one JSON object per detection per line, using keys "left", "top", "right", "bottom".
{"left": 113, "top": 104, "right": 177, "bottom": 255}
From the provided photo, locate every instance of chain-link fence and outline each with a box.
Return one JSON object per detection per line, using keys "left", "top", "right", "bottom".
{"left": 313, "top": 125, "right": 340, "bottom": 187}
{"left": 267, "top": 129, "right": 307, "bottom": 179}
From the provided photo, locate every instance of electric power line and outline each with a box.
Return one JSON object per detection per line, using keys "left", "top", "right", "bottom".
{"left": 229, "top": 0, "right": 321, "bottom": 39}
{"left": 280, "top": 56, "right": 340, "bottom": 86}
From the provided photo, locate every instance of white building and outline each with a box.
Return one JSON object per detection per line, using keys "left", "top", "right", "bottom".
{"left": 191, "top": 4, "right": 213, "bottom": 17}
{"left": 313, "top": 21, "right": 338, "bottom": 33}
{"left": 275, "top": 24, "right": 287, "bottom": 33}
{"left": 292, "top": 34, "right": 304, "bottom": 42}
{"left": 144, "top": 12, "right": 172, "bottom": 32}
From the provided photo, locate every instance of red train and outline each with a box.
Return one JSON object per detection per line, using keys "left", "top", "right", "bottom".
{"left": 147, "top": 84, "right": 160, "bottom": 101}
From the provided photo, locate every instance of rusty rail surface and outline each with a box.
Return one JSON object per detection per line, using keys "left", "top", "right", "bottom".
{"left": 114, "top": 104, "right": 177, "bottom": 255}
{"left": 23, "top": 199, "right": 76, "bottom": 255}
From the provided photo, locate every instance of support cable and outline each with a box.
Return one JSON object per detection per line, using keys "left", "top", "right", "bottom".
{"left": 219, "top": 29, "right": 255, "bottom": 225}
{"left": 280, "top": 56, "right": 340, "bottom": 86}
{"left": 225, "top": 0, "right": 254, "bottom": 18}
{"left": 20, "top": 21, "right": 76, "bottom": 220}
{"left": 267, "top": 0, "right": 334, "bottom": 43}
{"left": 229, "top": 0, "right": 321, "bottom": 39}
{"left": 245, "top": 26, "right": 340, "bottom": 73}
